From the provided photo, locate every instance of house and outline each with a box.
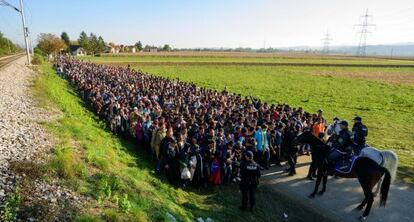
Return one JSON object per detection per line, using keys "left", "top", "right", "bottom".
{"left": 148, "top": 46, "right": 158, "bottom": 52}
{"left": 149, "top": 47, "right": 158, "bottom": 53}
{"left": 107, "top": 44, "right": 121, "bottom": 54}
{"left": 69, "top": 45, "right": 86, "bottom": 56}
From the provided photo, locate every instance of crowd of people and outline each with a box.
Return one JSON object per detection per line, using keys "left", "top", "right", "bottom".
{"left": 54, "top": 55, "right": 362, "bottom": 190}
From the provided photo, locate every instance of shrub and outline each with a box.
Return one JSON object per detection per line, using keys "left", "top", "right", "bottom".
{"left": 31, "top": 53, "right": 45, "bottom": 65}
{"left": 0, "top": 187, "right": 22, "bottom": 222}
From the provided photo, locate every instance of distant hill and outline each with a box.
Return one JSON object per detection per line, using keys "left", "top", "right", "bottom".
{"left": 279, "top": 43, "right": 414, "bottom": 57}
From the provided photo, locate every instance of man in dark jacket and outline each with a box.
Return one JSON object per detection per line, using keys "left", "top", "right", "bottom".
{"left": 352, "top": 116, "right": 368, "bottom": 155}
{"left": 239, "top": 151, "right": 261, "bottom": 212}
{"left": 283, "top": 120, "right": 298, "bottom": 176}
{"left": 328, "top": 120, "right": 352, "bottom": 163}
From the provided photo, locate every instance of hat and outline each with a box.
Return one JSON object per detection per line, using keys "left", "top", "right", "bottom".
{"left": 353, "top": 116, "right": 362, "bottom": 121}
{"left": 339, "top": 120, "right": 348, "bottom": 126}
{"left": 333, "top": 117, "right": 339, "bottom": 121}
{"left": 246, "top": 151, "right": 254, "bottom": 159}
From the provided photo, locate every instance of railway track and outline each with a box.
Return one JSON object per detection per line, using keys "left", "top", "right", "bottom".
{"left": 0, "top": 53, "right": 25, "bottom": 69}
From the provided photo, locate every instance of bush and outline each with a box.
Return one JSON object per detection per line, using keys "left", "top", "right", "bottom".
{"left": 31, "top": 53, "right": 45, "bottom": 65}
{"left": 0, "top": 187, "right": 22, "bottom": 222}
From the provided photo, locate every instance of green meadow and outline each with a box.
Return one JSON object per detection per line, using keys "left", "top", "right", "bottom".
{"left": 86, "top": 54, "right": 414, "bottom": 66}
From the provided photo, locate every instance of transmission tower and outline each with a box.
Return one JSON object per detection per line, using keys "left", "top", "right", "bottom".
{"left": 356, "top": 9, "right": 375, "bottom": 57}
{"left": 321, "top": 31, "right": 332, "bottom": 54}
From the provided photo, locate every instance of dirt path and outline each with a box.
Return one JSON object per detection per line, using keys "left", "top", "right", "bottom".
{"left": 261, "top": 156, "right": 414, "bottom": 222}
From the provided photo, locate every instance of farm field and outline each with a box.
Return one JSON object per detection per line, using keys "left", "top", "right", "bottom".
{"left": 87, "top": 54, "right": 414, "bottom": 183}
{"left": 85, "top": 53, "right": 414, "bottom": 66}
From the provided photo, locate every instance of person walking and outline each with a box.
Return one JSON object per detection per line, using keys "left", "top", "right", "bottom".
{"left": 239, "top": 151, "right": 261, "bottom": 212}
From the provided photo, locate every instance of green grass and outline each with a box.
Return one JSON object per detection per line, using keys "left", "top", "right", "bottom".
{"left": 83, "top": 55, "right": 414, "bottom": 65}
{"left": 134, "top": 64, "right": 414, "bottom": 183}
{"left": 31, "top": 61, "right": 332, "bottom": 222}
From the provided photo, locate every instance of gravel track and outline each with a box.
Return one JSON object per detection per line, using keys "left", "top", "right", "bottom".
{"left": 0, "top": 58, "right": 83, "bottom": 221}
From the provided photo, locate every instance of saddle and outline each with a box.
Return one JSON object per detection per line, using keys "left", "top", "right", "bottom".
{"left": 335, "top": 155, "right": 358, "bottom": 174}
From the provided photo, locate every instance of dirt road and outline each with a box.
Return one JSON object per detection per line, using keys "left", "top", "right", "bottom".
{"left": 261, "top": 156, "right": 414, "bottom": 222}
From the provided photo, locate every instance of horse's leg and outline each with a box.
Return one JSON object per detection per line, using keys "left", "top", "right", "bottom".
{"left": 318, "top": 174, "right": 328, "bottom": 195}
{"left": 355, "top": 197, "right": 368, "bottom": 211}
{"left": 358, "top": 173, "right": 376, "bottom": 219}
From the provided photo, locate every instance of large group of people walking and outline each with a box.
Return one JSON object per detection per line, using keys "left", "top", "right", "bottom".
{"left": 55, "top": 55, "right": 368, "bottom": 211}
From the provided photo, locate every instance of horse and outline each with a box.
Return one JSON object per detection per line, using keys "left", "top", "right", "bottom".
{"left": 294, "top": 131, "right": 398, "bottom": 221}
{"left": 324, "top": 120, "right": 383, "bottom": 195}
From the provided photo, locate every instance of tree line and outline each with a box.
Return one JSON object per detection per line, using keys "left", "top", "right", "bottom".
{"left": 36, "top": 31, "right": 173, "bottom": 57}
{"left": 0, "top": 32, "right": 20, "bottom": 56}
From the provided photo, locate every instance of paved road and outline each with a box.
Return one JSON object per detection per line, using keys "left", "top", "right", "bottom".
{"left": 261, "top": 156, "right": 414, "bottom": 222}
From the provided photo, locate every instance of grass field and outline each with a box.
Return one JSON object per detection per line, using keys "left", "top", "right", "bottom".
{"left": 87, "top": 53, "right": 414, "bottom": 66}
{"left": 85, "top": 53, "right": 414, "bottom": 183}
{"left": 31, "top": 60, "right": 331, "bottom": 221}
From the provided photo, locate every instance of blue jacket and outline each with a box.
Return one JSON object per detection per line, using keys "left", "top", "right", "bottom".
{"left": 254, "top": 130, "right": 270, "bottom": 151}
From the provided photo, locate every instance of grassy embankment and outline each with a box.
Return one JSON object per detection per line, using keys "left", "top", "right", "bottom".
{"left": 128, "top": 63, "right": 414, "bottom": 183}
{"left": 30, "top": 61, "right": 332, "bottom": 222}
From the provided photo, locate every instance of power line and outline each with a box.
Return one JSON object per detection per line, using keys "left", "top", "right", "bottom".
{"left": 321, "top": 30, "right": 332, "bottom": 54}
{"left": 0, "top": 0, "right": 31, "bottom": 65}
{"left": 355, "top": 9, "right": 376, "bottom": 57}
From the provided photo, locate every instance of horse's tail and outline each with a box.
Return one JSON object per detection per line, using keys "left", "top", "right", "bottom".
{"left": 381, "top": 150, "right": 398, "bottom": 183}
{"left": 380, "top": 169, "right": 391, "bottom": 207}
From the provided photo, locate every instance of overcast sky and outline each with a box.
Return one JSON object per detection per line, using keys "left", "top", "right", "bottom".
{"left": 1, "top": 0, "right": 413, "bottom": 48}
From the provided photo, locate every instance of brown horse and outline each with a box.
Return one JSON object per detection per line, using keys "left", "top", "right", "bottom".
{"left": 295, "top": 131, "right": 398, "bottom": 221}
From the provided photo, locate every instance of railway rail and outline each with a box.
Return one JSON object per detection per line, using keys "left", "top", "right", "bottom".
{"left": 0, "top": 53, "right": 25, "bottom": 69}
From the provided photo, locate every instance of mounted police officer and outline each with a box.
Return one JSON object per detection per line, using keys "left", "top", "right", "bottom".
{"left": 239, "top": 151, "right": 261, "bottom": 212}
{"left": 352, "top": 116, "right": 368, "bottom": 155}
{"left": 327, "top": 120, "right": 353, "bottom": 164}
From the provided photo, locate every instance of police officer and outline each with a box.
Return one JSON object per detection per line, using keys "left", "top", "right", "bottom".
{"left": 328, "top": 120, "right": 352, "bottom": 163}
{"left": 352, "top": 116, "right": 368, "bottom": 155}
{"left": 283, "top": 119, "right": 299, "bottom": 176}
{"left": 239, "top": 151, "right": 261, "bottom": 212}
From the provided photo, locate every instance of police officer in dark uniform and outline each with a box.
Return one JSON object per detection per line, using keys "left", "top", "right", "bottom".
{"left": 283, "top": 119, "right": 299, "bottom": 176}
{"left": 352, "top": 116, "right": 368, "bottom": 155}
{"left": 239, "top": 151, "right": 261, "bottom": 212}
{"left": 328, "top": 120, "right": 353, "bottom": 163}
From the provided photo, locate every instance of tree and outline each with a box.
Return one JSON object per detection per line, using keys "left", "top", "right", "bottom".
{"left": 79, "top": 32, "right": 106, "bottom": 55}
{"left": 135, "top": 41, "right": 143, "bottom": 51}
{"left": 78, "top": 31, "right": 89, "bottom": 53}
{"left": 162, "top": 44, "right": 172, "bottom": 52}
{"left": 97, "top": 36, "right": 106, "bottom": 53}
{"left": 60, "top": 32, "right": 70, "bottom": 47}
{"left": 37, "top": 33, "right": 65, "bottom": 59}
{"left": 88, "top": 33, "right": 98, "bottom": 55}
{"left": 0, "top": 32, "right": 19, "bottom": 56}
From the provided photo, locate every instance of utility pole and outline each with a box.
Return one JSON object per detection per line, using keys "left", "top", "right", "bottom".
{"left": 19, "top": 0, "right": 31, "bottom": 64}
{"left": 321, "top": 30, "right": 332, "bottom": 54}
{"left": 0, "top": 0, "right": 31, "bottom": 65}
{"left": 355, "top": 9, "right": 375, "bottom": 57}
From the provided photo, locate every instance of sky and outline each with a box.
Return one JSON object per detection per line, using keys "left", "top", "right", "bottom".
{"left": 1, "top": 0, "right": 414, "bottom": 49}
